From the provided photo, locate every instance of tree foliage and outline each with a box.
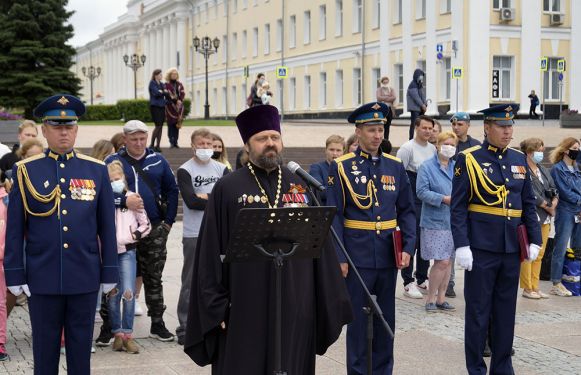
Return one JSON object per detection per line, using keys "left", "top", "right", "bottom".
{"left": 0, "top": 0, "right": 80, "bottom": 118}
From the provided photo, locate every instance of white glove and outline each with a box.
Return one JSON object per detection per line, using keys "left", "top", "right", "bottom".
{"left": 456, "top": 246, "right": 473, "bottom": 271}
{"left": 101, "top": 283, "right": 117, "bottom": 294}
{"left": 528, "top": 244, "right": 541, "bottom": 262}
{"left": 8, "top": 284, "right": 31, "bottom": 297}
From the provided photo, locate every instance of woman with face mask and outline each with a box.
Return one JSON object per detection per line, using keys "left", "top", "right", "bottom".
{"left": 519, "top": 138, "right": 558, "bottom": 299}
{"left": 415, "top": 131, "right": 458, "bottom": 312}
{"left": 210, "top": 133, "right": 232, "bottom": 170}
{"left": 549, "top": 137, "right": 581, "bottom": 297}
{"left": 376, "top": 76, "right": 397, "bottom": 140}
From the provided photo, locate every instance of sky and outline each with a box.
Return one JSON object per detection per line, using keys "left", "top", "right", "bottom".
{"left": 66, "top": 0, "right": 129, "bottom": 48}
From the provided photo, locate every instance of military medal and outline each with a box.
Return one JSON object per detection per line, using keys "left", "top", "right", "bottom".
{"left": 254, "top": 195, "right": 260, "bottom": 203}
{"left": 261, "top": 196, "right": 268, "bottom": 204}
{"left": 361, "top": 176, "right": 367, "bottom": 184}
{"left": 247, "top": 195, "right": 254, "bottom": 204}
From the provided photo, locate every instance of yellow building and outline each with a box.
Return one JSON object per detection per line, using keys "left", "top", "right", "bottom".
{"left": 74, "top": 0, "right": 581, "bottom": 119}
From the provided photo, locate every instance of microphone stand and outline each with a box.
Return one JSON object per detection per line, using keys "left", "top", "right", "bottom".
{"left": 306, "top": 185, "right": 394, "bottom": 375}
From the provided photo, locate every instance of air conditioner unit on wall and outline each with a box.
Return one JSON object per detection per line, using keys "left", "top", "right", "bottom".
{"left": 500, "top": 8, "right": 515, "bottom": 22}
{"left": 550, "top": 13, "right": 564, "bottom": 26}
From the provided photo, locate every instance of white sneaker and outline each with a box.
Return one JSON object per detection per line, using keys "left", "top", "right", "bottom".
{"left": 404, "top": 283, "right": 423, "bottom": 299}
{"left": 417, "top": 281, "right": 429, "bottom": 295}
{"left": 134, "top": 302, "right": 144, "bottom": 316}
{"left": 91, "top": 346, "right": 96, "bottom": 354}
{"left": 550, "top": 283, "right": 572, "bottom": 297}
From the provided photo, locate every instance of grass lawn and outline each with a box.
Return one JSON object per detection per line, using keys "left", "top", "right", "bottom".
{"left": 77, "top": 119, "right": 235, "bottom": 126}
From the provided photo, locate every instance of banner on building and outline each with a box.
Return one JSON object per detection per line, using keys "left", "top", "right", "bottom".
{"left": 492, "top": 70, "right": 499, "bottom": 98}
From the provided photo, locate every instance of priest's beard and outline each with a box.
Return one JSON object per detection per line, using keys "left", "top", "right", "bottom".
{"left": 250, "top": 146, "right": 283, "bottom": 171}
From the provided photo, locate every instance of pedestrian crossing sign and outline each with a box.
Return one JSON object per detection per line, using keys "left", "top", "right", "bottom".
{"left": 540, "top": 57, "right": 548, "bottom": 72}
{"left": 557, "top": 59, "right": 566, "bottom": 72}
{"left": 276, "top": 66, "right": 288, "bottom": 79}
{"left": 452, "top": 67, "right": 463, "bottom": 79}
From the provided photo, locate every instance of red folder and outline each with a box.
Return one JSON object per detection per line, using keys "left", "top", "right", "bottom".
{"left": 517, "top": 224, "right": 530, "bottom": 262}
{"left": 393, "top": 227, "right": 403, "bottom": 268}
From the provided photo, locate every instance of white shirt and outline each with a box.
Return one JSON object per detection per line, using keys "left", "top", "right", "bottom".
{"left": 396, "top": 139, "right": 436, "bottom": 173}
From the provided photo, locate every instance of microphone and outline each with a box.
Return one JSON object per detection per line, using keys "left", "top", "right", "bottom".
{"left": 286, "top": 161, "right": 326, "bottom": 191}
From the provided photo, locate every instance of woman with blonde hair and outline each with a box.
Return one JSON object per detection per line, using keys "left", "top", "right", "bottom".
{"left": 164, "top": 67, "right": 185, "bottom": 148}
{"left": 17, "top": 138, "right": 43, "bottom": 159}
{"left": 90, "top": 139, "right": 115, "bottom": 161}
{"left": 549, "top": 137, "right": 581, "bottom": 297}
{"left": 345, "top": 133, "right": 359, "bottom": 153}
{"left": 210, "top": 133, "right": 232, "bottom": 170}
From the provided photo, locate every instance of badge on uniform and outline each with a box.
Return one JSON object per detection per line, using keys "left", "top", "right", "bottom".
{"left": 327, "top": 176, "right": 335, "bottom": 186}
{"left": 69, "top": 179, "right": 96, "bottom": 201}
{"left": 381, "top": 175, "right": 396, "bottom": 191}
{"left": 481, "top": 163, "right": 493, "bottom": 176}
{"left": 454, "top": 167, "right": 462, "bottom": 177}
{"left": 282, "top": 184, "right": 309, "bottom": 207}
{"left": 511, "top": 165, "right": 526, "bottom": 179}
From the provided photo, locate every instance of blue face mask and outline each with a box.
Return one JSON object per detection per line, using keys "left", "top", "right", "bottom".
{"left": 111, "top": 180, "right": 125, "bottom": 194}
{"left": 532, "top": 151, "right": 544, "bottom": 164}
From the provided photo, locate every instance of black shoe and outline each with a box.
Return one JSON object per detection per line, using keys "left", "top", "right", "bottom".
{"left": 177, "top": 335, "right": 185, "bottom": 346}
{"left": 483, "top": 342, "right": 492, "bottom": 357}
{"left": 154, "top": 146, "right": 162, "bottom": 153}
{"left": 150, "top": 321, "right": 175, "bottom": 342}
{"left": 511, "top": 348, "right": 515, "bottom": 356}
{"left": 445, "top": 285, "right": 456, "bottom": 298}
{"left": 95, "top": 325, "right": 113, "bottom": 347}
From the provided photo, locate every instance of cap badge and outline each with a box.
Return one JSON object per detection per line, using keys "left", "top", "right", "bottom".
{"left": 57, "top": 96, "right": 69, "bottom": 106}
{"left": 371, "top": 103, "right": 381, "bottom": 110}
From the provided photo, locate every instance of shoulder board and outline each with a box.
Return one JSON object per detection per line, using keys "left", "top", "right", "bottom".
{"left": 461, "top": 145, "right": 481, "bottom": 155}
{"left": 509, "top": 147, "right": 524, "bottom": 155}
{"left": 77, "top": 153, "right": 106, "bottom": 165}
{"left": 334, "top": 152, "right": 356, "bottom": 163}
{"left": 382, "top": 153, "right": 401, "bottom": 163}
{"left": 15, "top": 153, "right": 45, "bottom": 166}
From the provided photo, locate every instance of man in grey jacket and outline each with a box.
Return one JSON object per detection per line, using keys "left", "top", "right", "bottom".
{"left": 406, "top": 69, "right": 427, "bottom": 140}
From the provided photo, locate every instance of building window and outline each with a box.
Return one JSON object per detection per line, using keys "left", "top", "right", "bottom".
{"left": 289, "top": 15, "right": 296, "bottom": 48}
{"left": 195, "top": 90, "right": 201, "bottom": 116}
{"left": 304, "top": 75, "right": 311, "bottom": 109}
{"left": 264, "top": 24, "right": 270, "bottom": 54}
{"left": 440, "top": 0, "right": 451, "bottom": 13}
{"left": 242, "top": 30, "right": 247, "bottom": 58}
{"left": 395, "top": 64, "right": 404, "bottom": 104}
{"left": 335, "top": 70, "right": 344, "bottom": 107}
{"left": 212, "top": 88, "right": 218, "bottom": 115}
{"left": 320, "top": 72, "right": 327, "bottom": 108}
{"left": 393, "top": 0, "right": 402, "bottom": 24}
{"left": 289, "top": 77, "right": 296, "bottom": 109}
{"left": 242, "top": 83, "right": 247, "bottom": 107}
{"left": 222, "top": 35, "right": 228, "bottom": 63}
{"left": 232, "top": 32, "right": 238, "bottom": 60}
{"left": 304, "top": 11, "right": 311, "bottom": 44}
{"left": 416, "top": 0, "right": 426, "bottom": 20}
{"left": 276, "top": 19, "right": 283, "bottom": 51}
{"left": 441, "top": 57, "right": 451, "bottom": 100}
{"left": 319, "top": 5, "right": 327, "bottom": 40}
{"left": 353, "top": 0, "right": 362, "bottom": 33}
{"left": 242, "top": 0, "right": 248, "bottom": 10}
{"left": 493, "top": 0, "right": 511, "bottom": 9}
{"left": 252, "top": 27, "right": 258, "bottom": 57}
{"left": 544, "top": 57, "right": 563, "bottom": 100}
{"left": 213, "top": 0, "right": 218, "bottom": 19}
{"left": 232, "top": 0, "right": 237, "bottom": 14}
{"left": 543, "top": 0, "right": 561, "bottom": 12}
{"left": 222, "top": 87, "right": 227, "bottom": 114}
{"left": 371, "top": 68, "right": 381, "bottom": 94}
{"left": 417, "top": 60, "right": 426, "bottom": 86}
{"left": 205, "top": 3, "right": 209, "bottom": 23}
{"left": 231, "top": 85, "right": 237, "bottom": 113}
{"left": 335, "top": 0, "right": 343, "bottom": 36}
{"left": 196, "top": 6, "right": 201, "bottom": 26}
{"left": 372, "top": 0, "right": 380, "bottom": 29}
{"left": 353, "top": 68, "right": 362, "bottom": 106}
{"left": 492, "top": 56, "right": 513, "bottom": 99}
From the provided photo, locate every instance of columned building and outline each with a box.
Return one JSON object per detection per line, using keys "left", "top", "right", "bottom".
{"left": 74, "top": 0, "right": 581, "bottom": 119}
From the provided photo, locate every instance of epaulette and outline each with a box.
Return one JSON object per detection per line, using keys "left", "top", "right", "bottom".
{"left": 77, "top": 153, "right": 106, "bottom": 165}
{"left": 382, "top": 153, "right": 402, "bottom": 163}
{"left": 334, "top": 152, "right": 355, "bottom": 163}
{"left": 509, "top": 147, "right": 524, "bottom": 154}
{"left": 15, "top": 153, "right": 45, "bottom": 166}
{"left": 461, "top": 145, "right": 481, "bottom": 155}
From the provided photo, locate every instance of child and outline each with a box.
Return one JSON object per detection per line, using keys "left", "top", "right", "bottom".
{"left": 107, "top": 161, "right": 151, "bottom": 354}
{"left": 258, "top": 81, "right": 272, "bottom": 105}
{"left": 0, "top": 182, "right": 8, "bottom": 361}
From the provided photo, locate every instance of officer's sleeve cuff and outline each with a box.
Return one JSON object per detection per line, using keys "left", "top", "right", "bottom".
{"left": 4, "top": 269, "right": 26, "bottom": 287}
{"left": 100, "top": 265, "right": 119, "bottom": 285}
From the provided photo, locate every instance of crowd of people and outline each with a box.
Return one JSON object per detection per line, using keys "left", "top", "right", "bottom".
{"left": 0, "top": 87, "right": 579, "bottom": 375}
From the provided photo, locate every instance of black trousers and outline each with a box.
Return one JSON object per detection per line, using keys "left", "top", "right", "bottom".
{"left": 167, "top": 121, "right": 180, "bottom": 147}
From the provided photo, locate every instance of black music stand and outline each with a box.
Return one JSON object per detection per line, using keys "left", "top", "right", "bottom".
{"left": 225, "top": 206, "right": 336, "bottom": 375}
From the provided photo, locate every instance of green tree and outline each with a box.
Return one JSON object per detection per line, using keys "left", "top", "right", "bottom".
{"left": 0, "top": 0, "right": 80, "bottom": 118}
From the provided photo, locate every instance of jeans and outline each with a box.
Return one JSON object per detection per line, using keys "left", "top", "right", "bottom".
{"left": 176, "top": 237, "right": 197, "bottom": 339}
{"left": 551, "top": 209, "right": 581, "bottom": 283}
{"left": 108, "top": 250, "right": 137, "bottom": 334}
{"left": 167, "top": 121, "right": 180, "bottom": 147}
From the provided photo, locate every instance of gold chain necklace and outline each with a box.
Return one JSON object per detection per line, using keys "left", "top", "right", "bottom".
{"left": 247, "top": 163, "right": 282, "bottom": 208}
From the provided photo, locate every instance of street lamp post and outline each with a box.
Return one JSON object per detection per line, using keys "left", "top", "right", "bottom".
{"left": 123, "top": 54, "right": 146, "bottom": 99}
{"left": 81, "top": 66, "right": 101, "bottom": 105}
{"left": 193, "top": 36, "right": 220, "bottom": 120}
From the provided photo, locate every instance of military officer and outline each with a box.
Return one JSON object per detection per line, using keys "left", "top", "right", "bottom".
{"left": 327, "top": 102, "right": 416, "bottom": 375}
{"left": 451, "top": 104, "right": 542, "bottom": 375}
{"left": 4, "top": 94, "right": 118, "bottom": 375}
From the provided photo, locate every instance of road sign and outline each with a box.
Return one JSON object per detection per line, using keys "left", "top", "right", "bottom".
{"left": 276, "top": 66, "right": 288, "bottom": 79}
{"left": 559, "top": 73, "right": 564, "bottom": 81}
{"left": 492, "top": 70, "right": 499, "bottom": 98}
{"left": 540, "top": 57, "right": 548, "bottom": 72}
{"left": 437, "top": 52, "right": 443, "bottom": 60}
{"left": 452, "top": 67, "right": 463, "bottom": 79}
{"left": 557, "top": 59, "right": 566, "bottom": 72}
{"left": 436, "top": 44, "right": 443, "bottom": 53}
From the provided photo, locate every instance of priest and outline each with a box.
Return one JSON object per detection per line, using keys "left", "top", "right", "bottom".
{"left": 184, "top": 105, "right": 353, "bottom": 374}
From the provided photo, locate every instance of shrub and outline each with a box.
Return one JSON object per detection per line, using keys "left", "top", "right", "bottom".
{"left": 117, "top": 99, "right": 192, "bottom": 122}
{"left": 82, "top": 105, "right": 120, "bottom": 121}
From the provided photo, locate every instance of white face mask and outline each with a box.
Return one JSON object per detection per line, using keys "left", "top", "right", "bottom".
{"left": 195, "top": 148, "right": 214, "bottom": 161}
{"left": 439, "top": 144, "right": 456, "bottom": 159}
{"left": 381, "top": 82, "right": 389, "bottom": 88}
{"left": 111, "top": 180, "right": 125, "bottom": 194}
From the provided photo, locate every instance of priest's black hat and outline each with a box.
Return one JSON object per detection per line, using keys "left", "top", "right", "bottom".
{"left": 235, "top": 105, "right": 281, "bottom": 144}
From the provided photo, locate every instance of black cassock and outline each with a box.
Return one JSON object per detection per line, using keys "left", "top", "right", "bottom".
{"left": 184, "top": 164, "right": 353, "bottom": 375}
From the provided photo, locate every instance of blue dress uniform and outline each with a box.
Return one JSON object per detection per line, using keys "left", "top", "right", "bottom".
{"left": 327, "top": 103, "right": 416, "bottom": 375}
{"left": 451, "top": 104, "right": 541, "bottom": 375}
{"left": 3, "top": 95, "right": 118, "bottom": 375}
